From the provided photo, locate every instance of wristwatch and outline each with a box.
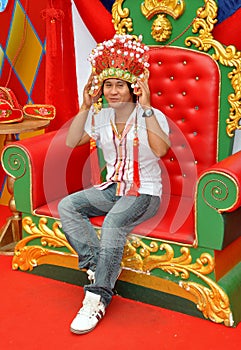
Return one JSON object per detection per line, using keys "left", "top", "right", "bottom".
{"left": 142, "top": 108, "right": 154, "bottom": 118}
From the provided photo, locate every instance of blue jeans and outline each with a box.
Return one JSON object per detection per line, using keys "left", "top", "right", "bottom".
{"left": 58, "top": 183, "right": 160, "bottom": 307}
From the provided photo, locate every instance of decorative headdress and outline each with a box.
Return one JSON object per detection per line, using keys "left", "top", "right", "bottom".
{"left": 88, "top": 34, "right": 150, "bottom": 96}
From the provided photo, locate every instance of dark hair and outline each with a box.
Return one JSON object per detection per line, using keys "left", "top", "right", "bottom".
{"left": 102, "top": 79, "right": 138, "bottom": 103}
{"left": 127, "top": 82, "right": 138, "bottom": 103}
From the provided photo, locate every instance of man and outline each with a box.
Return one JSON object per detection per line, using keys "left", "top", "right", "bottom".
{"left": 58, "top": 34, "right": 170, "bottom": 334}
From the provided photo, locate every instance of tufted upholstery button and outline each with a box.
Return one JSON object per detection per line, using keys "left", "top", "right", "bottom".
{"left": 182, "top": 173, "right": 187, "bottom": 178}
{"left": 148, "top": 46, "right": 219, "bottom": 201}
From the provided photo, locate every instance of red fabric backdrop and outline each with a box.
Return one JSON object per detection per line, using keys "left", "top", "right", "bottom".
{"left": 73, "top": 0, "right": 115, "bottom": 43}
{"left": 44, "top": 0, "right": 79, "bottom": 131}
{"left": 44, "top": 0, "right": 115, "bottom": 132}
{"left": 213, "top": 7, "right": 241, "bottom": 51}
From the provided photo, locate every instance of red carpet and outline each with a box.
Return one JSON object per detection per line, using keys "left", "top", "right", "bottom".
{"left": 0, "top": 255, "right": 241, "bottom": 350}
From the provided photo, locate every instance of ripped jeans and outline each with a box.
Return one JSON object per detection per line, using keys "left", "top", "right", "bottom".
{"left": 58, "top": 183, "right": 160, "bottom": 307}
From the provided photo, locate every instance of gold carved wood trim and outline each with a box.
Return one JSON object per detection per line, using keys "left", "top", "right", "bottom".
{"left": 13, "top": 216, "right": 232, "bottom": 326}
{"left": 141, "top": 0, "right": 185, "bottom": 20}
{"left": 123, "top": 236, "right": 232, "bottom": 326}
{"left": 141, "top": 0, "right": 185, "bottom": 42}
{"left": 112, "top": 0, "right": 133, "bottom": 34}
{"left": 185, "top": 0, "right": 241, "bottom": 137}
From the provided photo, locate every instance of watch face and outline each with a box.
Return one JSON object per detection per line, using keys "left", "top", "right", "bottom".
{"left": 145, "top": 108, "right": 153, "bottom": 117}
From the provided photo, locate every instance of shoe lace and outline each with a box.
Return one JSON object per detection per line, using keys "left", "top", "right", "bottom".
{"left": 78, "top": 299, "right": 103, "bottom": 319}
{"left": 86, "top": 269, "right": 95, "bottom": 283}
{"left": 78, "top": 301, "right": 93, "bottom": 316}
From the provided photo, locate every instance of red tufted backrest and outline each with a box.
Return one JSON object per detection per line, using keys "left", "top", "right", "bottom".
{"left": 148, "top": 47, "right": 220, "bottom": 197}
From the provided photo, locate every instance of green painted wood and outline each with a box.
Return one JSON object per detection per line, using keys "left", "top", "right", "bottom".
{"left": 219, "top": 262, "right": 241, "bottom": 326}
{"left": 196, "top": 171, "right": 239, "bottom": 249}
{"left": 2, "top": 145, "right": 32, "bottom": 213}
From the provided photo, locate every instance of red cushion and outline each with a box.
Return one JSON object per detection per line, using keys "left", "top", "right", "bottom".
{"left": 35, "top": 194, "right": 195, "bottom": 245}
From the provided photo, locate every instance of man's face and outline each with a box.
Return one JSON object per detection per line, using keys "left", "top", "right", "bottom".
{"left": 103, "top": 79, "right": 133, "bottom": 108}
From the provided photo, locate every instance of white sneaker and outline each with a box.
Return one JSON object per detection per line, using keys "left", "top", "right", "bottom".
{"left": 70, "top": 291, "right": 105, "bottom": 334}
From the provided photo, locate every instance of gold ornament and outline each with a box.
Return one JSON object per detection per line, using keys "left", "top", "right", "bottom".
{"left": 151, "top": 14, "right": 172, "bottom": 42}
{"left": 141, "top": 0, "right": 185, "bottom": 42}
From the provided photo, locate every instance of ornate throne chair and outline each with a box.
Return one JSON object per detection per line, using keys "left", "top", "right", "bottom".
{"left": 2, "top": 0, "right": 241, "bottom": 327}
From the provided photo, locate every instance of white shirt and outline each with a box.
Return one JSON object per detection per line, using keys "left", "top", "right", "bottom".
{"left": 85, "top": 104, "right": 169, "bottom": 197}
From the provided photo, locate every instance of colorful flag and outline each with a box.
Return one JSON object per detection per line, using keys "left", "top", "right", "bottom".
{"left": 213, "top": 0, "right": 241, "bottom": 50}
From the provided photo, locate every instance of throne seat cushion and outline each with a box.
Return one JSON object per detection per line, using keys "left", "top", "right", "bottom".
{"left": 34, "top": 194, "right": 195, "bottom": 245}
